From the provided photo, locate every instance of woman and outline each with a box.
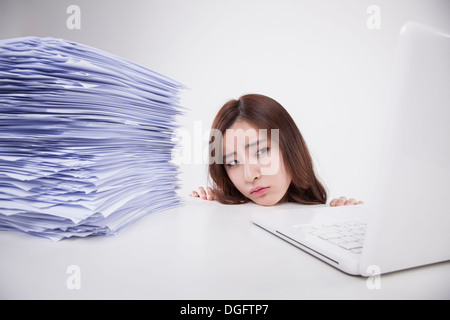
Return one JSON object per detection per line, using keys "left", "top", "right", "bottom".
{"left": 190, "top": 94, "right": 363, "bottom": 207}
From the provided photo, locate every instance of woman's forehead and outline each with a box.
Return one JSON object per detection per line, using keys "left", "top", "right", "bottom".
{"left": 223, "top": 121, "right": 268, "bottom": 145}
{"left": 226, "top": 119, "right": 257, "bottom": 131}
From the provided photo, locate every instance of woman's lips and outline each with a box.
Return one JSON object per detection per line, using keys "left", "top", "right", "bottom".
{"left": 250, "top": 186, "right": 270, "bottom": 196}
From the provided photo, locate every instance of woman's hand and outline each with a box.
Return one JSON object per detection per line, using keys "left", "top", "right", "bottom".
{"left": 329, "top": 196, "right": 364, "bottom": 207}
{"left": 190, "top": 186, "right": 215, "bottom": 201}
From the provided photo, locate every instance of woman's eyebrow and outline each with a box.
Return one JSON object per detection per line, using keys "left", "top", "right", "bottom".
{"left": 223, "top": 139, "right": 267, "bottom": 159}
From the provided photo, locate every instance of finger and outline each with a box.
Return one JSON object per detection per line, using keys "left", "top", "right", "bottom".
{"left": 189, "top": 190, "right": 199, "bottom": 197}
{"left": 206, "top": 187, "right": 215, "bottom": 200}
{"left": 356, "top": 201, "right": 364, "bottom": 205}
{"left": 344, "top": 198, "right": 357, "bottom": 206}
{"left": 197, "top": 187, "right": 207, "bottom": 199}
{"left": 335, "top": 196, "right": 347, "bottom": 206}
{"left": 330, "top": 198, "right": 338, "bottom": 207}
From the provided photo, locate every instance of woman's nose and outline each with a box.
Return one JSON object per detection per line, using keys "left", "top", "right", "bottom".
{"left": 244, "top": 163, "right": 261, "bottom": 182}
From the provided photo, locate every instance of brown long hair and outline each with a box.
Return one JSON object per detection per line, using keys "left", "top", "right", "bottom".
{"left": 208, "top": 94, "right": 327, "bottom": 205}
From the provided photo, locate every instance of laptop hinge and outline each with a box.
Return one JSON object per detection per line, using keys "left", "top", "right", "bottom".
{"left": 275, "top": 230, "right": 340, "bottom": 265}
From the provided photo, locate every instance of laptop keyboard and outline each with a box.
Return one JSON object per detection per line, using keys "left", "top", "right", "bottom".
{"left": 294, "top": 220, "right": 368, "bottom": 254}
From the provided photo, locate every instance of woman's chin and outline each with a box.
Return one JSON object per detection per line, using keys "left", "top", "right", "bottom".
{"left": 251, "top": 195, "right": 281, "bottom": 206}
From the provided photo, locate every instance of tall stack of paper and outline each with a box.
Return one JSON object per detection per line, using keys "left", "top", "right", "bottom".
{"left": 0, "top": 37, "right": 184, "bottom": 241}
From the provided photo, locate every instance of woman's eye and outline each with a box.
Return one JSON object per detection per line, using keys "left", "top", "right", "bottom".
{"left": 226, "top": 159, "right": 239, "bottom": 167}
{"left": 256, "top": 147, "right": 269, "bottom": 156}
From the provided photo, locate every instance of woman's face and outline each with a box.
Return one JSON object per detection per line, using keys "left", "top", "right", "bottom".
{"left": 222, "top": 120, "right": 292, "bottom": 206}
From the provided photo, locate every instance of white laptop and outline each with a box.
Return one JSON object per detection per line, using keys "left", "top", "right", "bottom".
{"left": 250, "top": 22, "right": 450, "bottom": 276}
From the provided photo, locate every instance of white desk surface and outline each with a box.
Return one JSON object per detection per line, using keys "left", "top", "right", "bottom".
{"left": 1, "top": 196, "right": 449, "bottom": 300}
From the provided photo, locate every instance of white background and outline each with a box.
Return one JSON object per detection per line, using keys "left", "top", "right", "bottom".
{"left": 1, "top": 0, "right": 449, "bottom": 204}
